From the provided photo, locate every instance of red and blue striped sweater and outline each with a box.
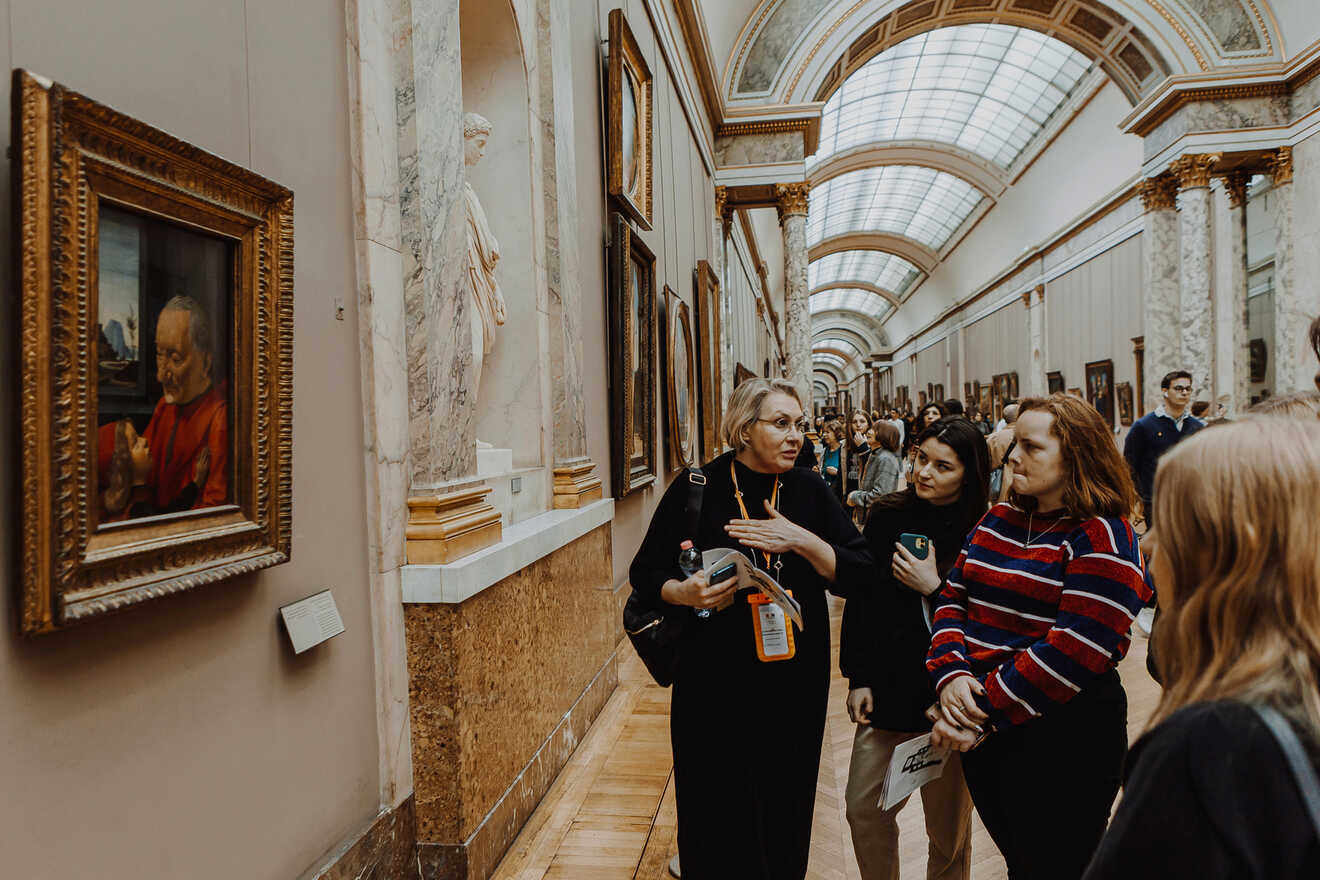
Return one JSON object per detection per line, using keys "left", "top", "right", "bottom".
{"left": 925, "top": 503, "right": 1153, "bottom": 729}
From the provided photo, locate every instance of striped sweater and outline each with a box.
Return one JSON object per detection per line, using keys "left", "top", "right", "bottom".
{"left": 925, "top": 503, "right": 1153, "bottom": 729}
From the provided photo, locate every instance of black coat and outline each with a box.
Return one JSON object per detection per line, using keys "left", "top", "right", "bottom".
{"left": 629, "top": 452, "right": 875, "bottom": 880}
{"left": 839, "top": 492, "right": 975, "bottom": 732}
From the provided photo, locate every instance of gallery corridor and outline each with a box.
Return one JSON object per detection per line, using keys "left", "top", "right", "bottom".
{"left": 490, "top": 596, "right": 1160, "bottom": 880}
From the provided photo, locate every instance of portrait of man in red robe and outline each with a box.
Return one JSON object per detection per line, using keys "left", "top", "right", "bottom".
{"left": 141, "top": 294, "right": 229, "bottom": 512}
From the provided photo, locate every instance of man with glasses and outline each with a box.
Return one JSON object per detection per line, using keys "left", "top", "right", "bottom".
{"left": 1123, "top": 370, "right": 1203, "bottom": 528}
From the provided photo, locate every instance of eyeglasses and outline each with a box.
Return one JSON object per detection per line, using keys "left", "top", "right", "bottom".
{"left": 1169, "top": 384, "right": 1193, "bottom": 393}
{"left": 757, "top": 417, "right": 811, "bottom": 435}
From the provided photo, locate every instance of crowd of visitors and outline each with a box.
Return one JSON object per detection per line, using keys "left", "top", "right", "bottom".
{"left": 628, "top": 317, "right": 1320, "bottom": 880}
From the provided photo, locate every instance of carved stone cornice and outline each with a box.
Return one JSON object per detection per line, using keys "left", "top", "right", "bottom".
{"left": 774, "top": 182, "right": 810, "bottom": 223}
{"left": 1170, "top": 153, "right": 1222, "bottom": 190}
{"left": 1137, "top": 174, "right": 1178, "bottom": 211}
{"left": 1267, "top": 146, "right": 1293, "bottom": 186}
{"left": 1220, "top": 170, "right": 1252, "bottom": 209}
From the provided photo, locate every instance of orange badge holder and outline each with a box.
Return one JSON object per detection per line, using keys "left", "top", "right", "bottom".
{"left": 748, "top": 590, "right": 796, "bottom": 662}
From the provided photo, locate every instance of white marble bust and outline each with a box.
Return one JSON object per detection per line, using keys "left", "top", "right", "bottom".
{"left": 463, "top": 112, "right": 507, "bottom": 409}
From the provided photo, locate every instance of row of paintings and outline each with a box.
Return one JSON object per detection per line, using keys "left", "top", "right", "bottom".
{"left": 607, "top": 214, "right": 722, "bottom": 499}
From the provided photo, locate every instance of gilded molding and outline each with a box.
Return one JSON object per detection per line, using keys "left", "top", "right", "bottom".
{"left": 552, "top": 460, "right": 603, "bottom": 510}
{"left": 1220, "top": 170, "right": 1252, "bottom": 208}
{"left": 1137, "top": 174, "right": 1179, "bottom": 211}
{"left": 405, "top": 487, "right": 502, "bottom": 564}
{"left": 714, "top": 184, "right": 730, "bottom": 224}
{"left": 1267, "top": 146, "right": 1293, "bottom": 185}
{"left": 774, "top": 182, "right": 810, "bottom": 222}
{"left": 1170, "top": 153, "right": 1221, "bottom": 190}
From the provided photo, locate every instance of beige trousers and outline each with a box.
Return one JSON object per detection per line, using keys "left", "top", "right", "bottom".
{"left": 844, "top": 725, "right": 973, "bottom": 880}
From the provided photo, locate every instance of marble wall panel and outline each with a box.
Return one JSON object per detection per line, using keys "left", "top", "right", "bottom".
{"left": 714, "top": 131, "right": 804, "bottom": 166}
{"left": 1278, "top": 136, "right": 1320, "bottom": 392}
{"left": 1144, "top": 208, "right": 1182, "bottom": 407}
{"left": 1144, "top": 95, "right": 1291, "bottom": 161}
{"left": 1178, "top": 186, "right": 1215, "bottom": 399}
{"left": 405, "top": 524, "right": 617, "bottom": 843}
{"left": 783, "top": 213, "right": 811, "bottom": 397}
{"left": 1293, "top": 68, "right": 1320, "bottom": 121}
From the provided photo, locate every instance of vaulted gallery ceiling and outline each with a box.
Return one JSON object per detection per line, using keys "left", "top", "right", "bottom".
{"left": 689, "top": 0, "right": 1286, "bottom": 388}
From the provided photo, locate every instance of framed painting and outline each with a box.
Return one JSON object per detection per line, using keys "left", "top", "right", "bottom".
{"left": 1008, "top": 372, "right": 1019, "bottom": 400}
{"left": 978, "top": 383, "right": 991, "bottom": 420}
{"left": 918, "top": 390, "right": 928, "bottom": 408}
{"left": 1117, "top": 382, "right": 1134, "bottom": 426}
{"left": 694, "top": 260, "right": 722, "bottom": 461}
{"left": 663, "top": 287, "right": 699, "bottom": 471}
{"left": 933, "top": 384, "right": 945, "bottom": 404}
{"left": 963, "top": 381, "right": 973, "bottom": 407}
{"left": 16, "top": 70, "right": 294, "bottom": 634}
{"left": 734, "top": 362, "right": 757, "bottom": 386}
{"left": 992, "top": 373, "right": 1012, "bottom": 422}
{"left": 1047, "top": 371, "right": 1065, "bottom": 394}
{"left": 1086, "top": 359, "right": 1116, "bottom": 428}
{"left": 607, "top": 213, "right": 657, "bottom": 497}
{"left": 606, "top": 9, "right": 653, "bottom": 230}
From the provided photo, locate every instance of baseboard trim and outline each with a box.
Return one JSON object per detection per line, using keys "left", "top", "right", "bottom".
{"left": 299, "top": 794, "right": 418, "bottom": 880}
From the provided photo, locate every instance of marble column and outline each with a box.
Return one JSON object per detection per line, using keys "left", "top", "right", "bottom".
{"left": 539, "top": 0, "right": 600, "bottom": 507}
{"left": 1137, "top": 174, "right": 1181, "bottom": 408}
{"left": 393, "top": 0, "right": 474, "bottom": 488}
{"left": 1219, "top": 172, "right": 1251, "bottom": 412}
{"left": 1267, "top": 147, "right": 1312, "bottom": 393}
{"left": 1172, "top": 153, "right": 1220, "bottom": 402}
{"left": 715, "top": 186, "right": 736, "bottom": 407}
{"left": 1024, "top": 284, "right": 1047, "bottom": 397}
{"left": 777, "top": 183, "right": 811, "bottom": 401}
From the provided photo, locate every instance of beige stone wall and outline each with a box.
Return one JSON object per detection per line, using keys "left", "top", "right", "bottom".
{"left": 0, "top": 2, "right": 380, "bottom": 878}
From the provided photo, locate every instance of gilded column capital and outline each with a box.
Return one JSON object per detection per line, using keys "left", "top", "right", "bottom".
{"left": 714, "top": 185, "right": 731, "bottom": 225}
{"left": 1267, "top": 146, "right": 1293, "bottom": 186}
{"left": 775, "top": 182, "right": 810, "bottom": 224}
{"left": 1170, "top": 153, "right": 1221, "bottom": 190}
{"left": 1220, "top": 170, "right": 1251, "bottom": 209}
{"left": 1137, "top": 174, "right": 1177, "bottom": 212}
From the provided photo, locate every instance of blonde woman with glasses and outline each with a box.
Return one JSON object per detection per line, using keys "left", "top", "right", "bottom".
{"left": 1084, "top": 418, "right": 1320, "bottom": 878}
{"left": 630, "top": 378, "right": 874, "bottom": 880}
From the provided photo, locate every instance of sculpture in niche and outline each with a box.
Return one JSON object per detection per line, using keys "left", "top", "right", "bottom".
{"left": 463, "top": 112, "right": 508, "bottom": 436}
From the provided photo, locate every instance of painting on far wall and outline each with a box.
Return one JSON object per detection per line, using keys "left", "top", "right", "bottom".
{"left": 15, "top": 70, "right": 294, "bottom": 634}
{"left": 694, "top": 260, "right": 723, "bottom": 461}
{"left": 1086, "top": 359, "right": 1116, "bottom": 429}
{"left": 978, "top": 383, "right": 991, "bottom": 421}
{"left": 933, "top": 384, "right": 945, "bottom": 404}
{"left": 663, "top": 287, "right": 699, "bottom": 471}
{"left": 1047, "top": 371, "right": 1065, "bottom": 394}
{"left": 606, "top": 9, "right": 653, "bottom": 230}
{"left": 1117, "top": 382, "right": 1134, "bottom": 426}
{"left": 607, "top": 213, "right": 657, "bottom": 497}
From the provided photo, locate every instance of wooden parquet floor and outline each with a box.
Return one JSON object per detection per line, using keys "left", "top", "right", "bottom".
{"left": 491, "top": 596, "right": 1160, "bottom": 880}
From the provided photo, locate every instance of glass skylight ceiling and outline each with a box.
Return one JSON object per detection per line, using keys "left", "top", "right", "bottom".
{"left": 814, "top": 353, "right": 848, "bottom": 371}
{"left": 816, "top": 337, "right": 864, "bottom": 360}
{"left": 813, "top": 24, "right": 1092, "bottom": 169}
{"left": 810, "top": 288, "right": 891, "bottom": 317}
{"left": 808, "top": 251, "right": 920, "bottom": 297}
{"left": 807, "top": 166, "right": 984, "bottom": 251}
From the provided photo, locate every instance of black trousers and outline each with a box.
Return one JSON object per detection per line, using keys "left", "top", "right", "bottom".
{"left": 961, "top": 670, "right": 1127, "bottom": 880}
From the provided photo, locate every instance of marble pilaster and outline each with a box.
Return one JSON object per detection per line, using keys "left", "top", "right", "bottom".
{"left": 777, "top": 183, "right": 811, "bottom": 400}
{"left": 1219, "top": 172, "right": 1251, "bottom": 411}
{"left": 394, "top": 0, "right": 475, "bottom": 488}
{"left": 1172, "top": 153, "right": 1220, "bottom": 402}
{"left": 1138, "top": 174, "right": 1181, "bottom": 409}
{"left": 1024, "top": 285, "right": 1047, "bottom": 398}
{"left": 1268, "top": 147, "right": 1313, "bottom": 393}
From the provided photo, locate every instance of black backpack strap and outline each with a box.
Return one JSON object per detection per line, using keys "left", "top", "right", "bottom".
{"left": 1252, "top": 703, "right": 1320, "bottom": 840}
{"left": 685, "top": 466, "right": 706, "bottom": 541}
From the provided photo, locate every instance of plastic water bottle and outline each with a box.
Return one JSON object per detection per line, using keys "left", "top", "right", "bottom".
{"left": 678, "top": 540, "right": 709, "bottom": 619}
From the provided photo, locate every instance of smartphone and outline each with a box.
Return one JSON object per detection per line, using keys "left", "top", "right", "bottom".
{"left": 899, "top": 533, "right": 930, "bottom": 560}
{"left": 707, "top": 560, "right": 738, "bottom": 585}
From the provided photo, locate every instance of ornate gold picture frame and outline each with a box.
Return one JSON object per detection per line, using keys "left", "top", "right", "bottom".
{"left": 663, "top": 287, "right": 699, "bottom": 471}
{"left": 608, "top": 213, "right": 656, "bottom": 497}
{"left": 16, "top": 70, "right": 294, "bottom": 634}
{"left": 607, "top": 9, "right": 653, "bottom": 230}
{"left": 693, "top": 260, "right": 722, "bottom": 462}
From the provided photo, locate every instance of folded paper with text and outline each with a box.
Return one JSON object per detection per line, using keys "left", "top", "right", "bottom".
{"left": 879, "top": 733, "right": 950, "bottom": 811}
{"left": 700, "top": 548, "right": 803, "bottom": 629}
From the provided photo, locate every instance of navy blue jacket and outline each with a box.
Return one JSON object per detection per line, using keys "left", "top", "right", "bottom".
{"left": 1123, "top": 410, "right": 1204, "bottom": 507}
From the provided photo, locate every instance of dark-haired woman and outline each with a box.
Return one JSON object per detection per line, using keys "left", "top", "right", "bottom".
{"left": 925, "top": 395, "right": 1153, "bottom": 880}
{"left": 842, "top": 417, "right": 989, "bottom": 880}
{"left": 904, "top": 402, "right": 946, "bottom": 479}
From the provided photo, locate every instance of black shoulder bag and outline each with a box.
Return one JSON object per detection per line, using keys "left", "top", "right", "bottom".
{"left": 623, "top": 466, "right": 706, "bottom": 687}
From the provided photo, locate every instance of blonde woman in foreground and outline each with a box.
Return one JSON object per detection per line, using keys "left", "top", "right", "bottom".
{"left": 1083, "top": 418, "right": 1320, "bottom": 878}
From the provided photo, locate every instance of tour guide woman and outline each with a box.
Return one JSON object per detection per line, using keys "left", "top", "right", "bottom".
{"left": 630, "top": 378, "right": 874, "bottom": 880}
{"left": 925, "top": 394, "right": 1152, "bottom": 880}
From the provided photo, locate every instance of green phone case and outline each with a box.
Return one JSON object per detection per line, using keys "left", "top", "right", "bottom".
{"left": 899, "top": 532, "right": 929, "bottom": 560}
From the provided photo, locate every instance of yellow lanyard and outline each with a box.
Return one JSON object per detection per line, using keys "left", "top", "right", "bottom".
{"left": 730, "top": 459, "right": 780, "bottom": 570}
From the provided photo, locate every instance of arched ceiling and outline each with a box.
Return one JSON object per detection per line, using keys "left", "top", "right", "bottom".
{"left": 810, "top": 307, "right": 891, "bottom": 349}
{"left": 810, "top": 288, "right": 894, "bottom": 319}
{"left": 807, "top": 165, "right": 987, "bottom": 254}
{"left": 811, "top": 324, "right": 873, "bottom": 357}
{"left": 809, "top": 250, "right": 921, "bottom": 298}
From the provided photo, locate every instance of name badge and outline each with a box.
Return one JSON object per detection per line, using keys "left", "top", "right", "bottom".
{"left": 749, "top": 591, "right": 796, "bottom": 662}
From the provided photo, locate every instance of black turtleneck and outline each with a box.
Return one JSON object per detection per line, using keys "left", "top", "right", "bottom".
{"left": 840, "top": 489, "right": 978, "bottom": 732}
